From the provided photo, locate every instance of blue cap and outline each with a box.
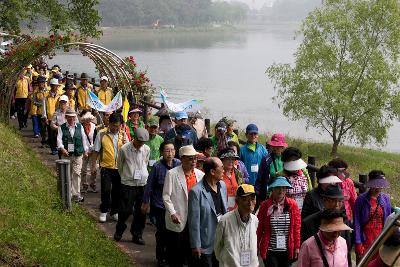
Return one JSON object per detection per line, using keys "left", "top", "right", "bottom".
{"left": 37, "top": 76, "right": 46, "bottom": 83}
{"left": 175, "top": 111, "right": 188, "bottom": 120}
{"left": 269, "top": 176, "right": 293, "bottom": 189}
{"left": 246, "top": 123, "right": 258, "bottom": 134}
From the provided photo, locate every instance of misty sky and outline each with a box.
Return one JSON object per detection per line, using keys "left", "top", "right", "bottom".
{"left": 221, "top": 0, "right": 274, "bottom": 9}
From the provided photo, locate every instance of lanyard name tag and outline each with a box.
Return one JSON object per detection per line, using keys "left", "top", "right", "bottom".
{"left": 149, "top": 160, "right": 156, "bottom": 167}
{"left": 228, "top": 196, "right": 236, "bottom": 209}
{"left": 276, "top": 235, "right": 286, "bottom": 249}
{"left": 67, "top": 143, "right": 74, "bottom": 152}
{"left": 250, "top": 164, "right": 258, "bottom": 173}
{"left": 240, "top": 251, "right": 251, "bottom": 266}
{"left": 295, "top": 196, "right": 304, "bottom": 210}
{"left": 134, "top": 170, "right": 142, "bottom": 180}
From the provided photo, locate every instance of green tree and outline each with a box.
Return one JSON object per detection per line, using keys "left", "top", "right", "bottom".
{"left": 267, "top": 0, "right": 400, "bottom": 156}
{"left": 0, "top": 0, "right": 101, "bottom": 38}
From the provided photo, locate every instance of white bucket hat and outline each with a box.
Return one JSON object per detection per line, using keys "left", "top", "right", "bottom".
{"left": 179, "top": 145, "right": 197, "bottom": 157}
{"left": 59, "top": 95, "right": 69, "bottom": 102}
{"left": 50, "top": 78, "right": 59, "bottom": 86}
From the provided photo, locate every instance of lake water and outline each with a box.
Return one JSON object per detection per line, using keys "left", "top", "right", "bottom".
{"left": 49, "top": 25, "right": 400, "bottom": 152}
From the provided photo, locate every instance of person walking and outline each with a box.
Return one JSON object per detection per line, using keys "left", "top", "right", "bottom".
{"left": 214, "top": 184, "right": 259, "bottom": 267}
{"left": 56, "top": 108, "right": 89, "bottom": 202}
{"left": 127, "top": 108, "right": 145, "bottom": 140}
{"left": 43, "top": 78, "right": 62, "bottom": 155}
{"left": 15, "top": 72, "right": 30, "bottom": 130}
{"left": 257, "top": 176, "right": 301, "bottom": 267}
{"left": 218, "top": 148, "right": 244, "bottom": 211}
{"left": 301, "top": 165, "right": 342, "bottom": 219}
{"left": 301, "top": 185, "right": 353, "bottom": 267}
{"left": 145, "top": 116, "right": 164, "bottom": 170}
{"left": 255, "top": 133, "right": 288, "bottom": 203}
{"left": 162, "top": 145, "right": 204, "bottom": 267}
{"left": 354, "top": 170, "right": 392, "bottom": 263}
{"left": 141, "top": 141, "right": 181, "bottom": 267}
{"left": 96, "top": 76, "right": 113, "bottom": 105}
{"left": 79, "top": 111, "right": 97, "bottom": 193}
{"left": 297, "top": 209, "right": 352, "bottom": 267}
{"left": 92, "top": 113, "right": 128, "bottom": 223}
{"left": 114, "top": 128, "right": 150, "bottom": 245}
{"left": 188, "top": 157, "right": 228, "bottom": 267}
{"left": 240, "top": 124, "right": 268, "bottom": 186}
{"left": 328, "top": 158, "right": 357, "bottom": 223}
{"left": 76, "top": 73, "right": 93, "bottom": 112}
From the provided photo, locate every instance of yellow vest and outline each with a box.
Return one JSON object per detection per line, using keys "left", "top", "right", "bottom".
{"left": 97, "top": 87, "right": 113, "bottom": 105}
{"left": 99, "top": 129, "right": 125, "bottom": 169}
{"left": 31, "top": 89, "right": 48, "bottom": 115}
{"left": 68, "top": 98, "right": 76, "bottom": 110}
{"left": 77, "top": 84, "right": 93, "bottom": 110}
{"left": 15, "top": 77, "right": 29, "bottom": 98}
{"left": 29, "top": 93, "right": 37, "bottom": 115}
{"left": 46, "top": 93, "right": 60, "bottom": 120}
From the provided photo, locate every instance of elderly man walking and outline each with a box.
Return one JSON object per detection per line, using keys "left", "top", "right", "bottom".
{"left": 114, "top": 128, "right": 150, "bottom": 245}
{"left": 214, "top": 184, "right": 259, "bottom": 267}
{"left": 188, "top": 157, "right": 228, "bottom": 267}
{"left": 57, "top": 108, "right": 89, "bottom": 202}
{"left": 163, "top": 145, "right": 204, "bottom": 267}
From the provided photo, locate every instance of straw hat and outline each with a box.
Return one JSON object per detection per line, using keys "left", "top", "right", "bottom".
{"left": 179, "top": 145, "right": 197, "bottom": 157}
{"left": 65, "top": 108, "right": 77, "bottom": 117}
{"left": 319, "top": 216, "right": 352, "bottom": 232}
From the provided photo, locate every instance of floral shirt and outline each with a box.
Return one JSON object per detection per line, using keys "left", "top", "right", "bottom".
{"left": 286, "top": 173, "right": 308, "bottom": 210}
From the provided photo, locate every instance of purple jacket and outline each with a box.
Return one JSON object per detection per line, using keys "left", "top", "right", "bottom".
{"left": 143, "top": 158, "right": 181, "bottom": 209}
{"left": 353, "top": 191, "right": 391, "bottom": 244}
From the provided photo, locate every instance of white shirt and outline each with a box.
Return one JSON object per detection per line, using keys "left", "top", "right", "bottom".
{"left": 56, "top": 122, "right": 89, "bottom": 153}
{"left": 117, "top": 142, "right": 150, "bottom": 187}
{"left": 214, "top": 209, "right": 259, "bottom": 267}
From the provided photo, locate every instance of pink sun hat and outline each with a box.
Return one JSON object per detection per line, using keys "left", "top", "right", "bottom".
{"left": 268, "top": 133, "right": 288, "bottom": 147}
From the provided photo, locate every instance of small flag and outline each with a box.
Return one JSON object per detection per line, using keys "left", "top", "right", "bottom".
{"left": 122, "top": 96, "right": 129, "bottom": 123}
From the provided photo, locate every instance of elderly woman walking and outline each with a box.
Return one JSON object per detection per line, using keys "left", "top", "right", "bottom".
{"left": 354, "top": 170, "right": 392, "bottom": 263}
{"left": 80, "top": 110, "right": 98, "bottom": 193}
{"left": 257, "top": 176, "right": 301, "bottom": 267}
{"left": 218, "top": 148, "right": 244, "bottom": 211}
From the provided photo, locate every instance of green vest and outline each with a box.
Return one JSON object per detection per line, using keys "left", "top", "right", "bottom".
{"left": 61, "top": 123, "right": 84, "bottom": 156}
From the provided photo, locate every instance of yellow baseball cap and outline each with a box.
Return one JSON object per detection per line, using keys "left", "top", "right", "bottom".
{"left": 236, "top": 184, "right": 255, "bottom": 197}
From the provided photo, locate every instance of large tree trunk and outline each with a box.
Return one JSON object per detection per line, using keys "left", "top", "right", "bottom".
{"left": 331, "top": 139, "right": 340, "bottom": 157}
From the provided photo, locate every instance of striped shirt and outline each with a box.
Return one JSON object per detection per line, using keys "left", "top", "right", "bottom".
{"left": 268, "top": 212, "right": 290, "bottom": 251}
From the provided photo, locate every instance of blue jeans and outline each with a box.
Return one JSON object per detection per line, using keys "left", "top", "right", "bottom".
{"left": 32, "top": 115, "right": 40, "bottom": 136}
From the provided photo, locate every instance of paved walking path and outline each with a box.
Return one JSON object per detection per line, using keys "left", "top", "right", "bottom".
{"left": 17, "top": 121, "right": 158, "bottom": 267}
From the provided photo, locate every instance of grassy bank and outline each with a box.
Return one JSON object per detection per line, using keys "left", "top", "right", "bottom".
{"left": 0, "top": 123, "right": 132, "bottom": 266}
{"left": 236, "top": 132, "right": 400, "bottom": 206}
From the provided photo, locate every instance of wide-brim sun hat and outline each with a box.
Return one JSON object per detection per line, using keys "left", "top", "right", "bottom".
{"left": 365, "top": 175, "right": 390, "bottom": 189}
{"left": 318, "top": 175, "right": 342, "bottom": 184}
{"left": 319, "top": 217, "right": 352, "bottom": 232}
{"left": 179, "top": 145, "right": 197, "bottom": 157}
{"left": 65, "top": 108, "right": 77, "bottom": 117}
{"left": 268, "top": 133, "right": 288, "bottom": 147}
{"left": 283, "top": 158, "right": 307, "bottom": 171}
{"left": 269, "top": 176, "right": 293, "bottom": 189}
{"left": 380, "top": 244, "right": 400, "bottom": 266}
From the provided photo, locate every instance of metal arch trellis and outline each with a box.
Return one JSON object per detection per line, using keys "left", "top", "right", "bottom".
{"left": 0, "top": 32, "right": 141, "bottom": 122}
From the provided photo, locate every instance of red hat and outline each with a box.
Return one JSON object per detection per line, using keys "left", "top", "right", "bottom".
{"left": 268, "top": 133, "right": 288, "bottom": 147}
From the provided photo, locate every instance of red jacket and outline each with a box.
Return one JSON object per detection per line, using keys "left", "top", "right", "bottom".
{"left": 257, "top": 196, "right": 301, "bottom": 260}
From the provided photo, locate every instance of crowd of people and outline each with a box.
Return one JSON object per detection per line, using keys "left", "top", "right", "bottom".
{"left": 12, "top": 63, "right": 399, "bottom": 267}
